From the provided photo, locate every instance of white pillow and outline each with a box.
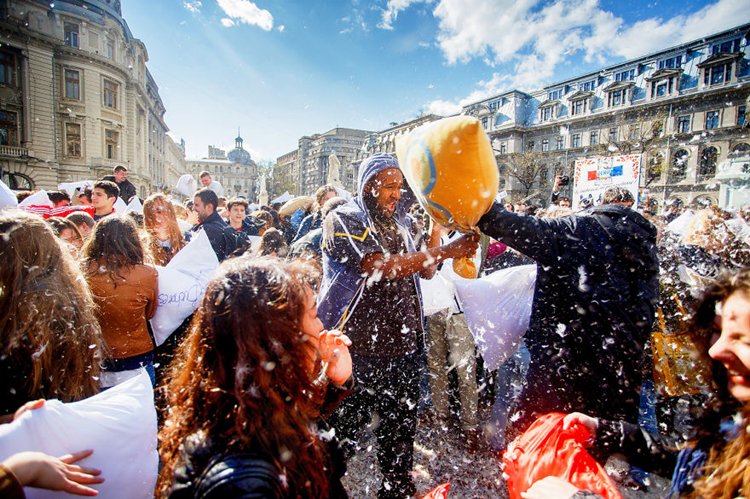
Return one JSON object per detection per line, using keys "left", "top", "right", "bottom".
{"left": 0, "top": 370, "right": 158, "bottom": 499}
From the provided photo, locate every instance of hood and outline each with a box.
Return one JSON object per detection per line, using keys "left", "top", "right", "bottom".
{"left": 356, "top": 153, "right": 399, "bottom": 200}
{"left": 353, "top": 153, "right": 415, "bottom": 225}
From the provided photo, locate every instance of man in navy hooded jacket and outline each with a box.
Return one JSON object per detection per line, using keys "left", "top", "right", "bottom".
{"left": 318, "top": 153, "right": 477, "bottom": 498}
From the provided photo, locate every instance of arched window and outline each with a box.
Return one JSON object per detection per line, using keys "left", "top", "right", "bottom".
{"left": 670, "top": 149, "right": 689, "bottom": 182}
{"left": 699, "top": 146, "right": 718, "bottom": 178}
{"left": 731, "top": 142, "right": 750, "bottom": 154}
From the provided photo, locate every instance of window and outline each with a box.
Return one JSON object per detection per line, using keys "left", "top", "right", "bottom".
{"left": 106, "top": 38, "right": 114, "bottom": 59}
{"left": 499, "top": 143, "right": 507, "bottom": 154}
{"left": 541, "top": 139, "right": 549, "bottom": 152}
{"left": 571, "top": 134, "right": 581, "bottom": 148}
{"left": 64, "top": 69, "right": 80, "bottom": 100}
{"left": 658, "top": 55, "right": 683, "bottom": 69}
{"left": 0, "top": 51, "right": 16, "bottom": 86}
{"left": 481, "top": 117, "right": 488, "bottom": 129}
{"left": 608, "top": 127, "right": 618, "bottom": 142}
{"left": 579, "top": 80, "right": 596, "bottom": 92}
{"left": 712, "top": 38, "right": 741, "bottom": 54}
{"left": 572, "top": 99, "right": 587, "bottom": 115}
{"left": 677, "top": 115, "right": 691, "bottom": 134}
{"left": 103, "top": 79, "right": 118, "bottom": 109}
{"left": 540, "top": 106, "right": 554, "bottom": 121}
{"left": 651, "top": 77, "right": 674, "bottom": 97}
{"left": 699, "top": 147, "right": 718, "bottom": 178}
{"left": 64, "top": 22, "right": 79, "bottom": 48}
{"left": 105, "top": 129, "right": 119, "bottom": 159}
{"left": 488, "top": 99, "right": 503, "bottom": 111}
{"left": 614, "top": 69, "right": 635, "bottom": 81}
{"left": 738, "top": 106, "right": 746, "bottom": 127}
{"left": 556, "top": 136, "right": 564, "bottom": 150}
{"left": 548, "top": 89, "right": 563, "bottom": 101}
{"left": 0, "top": 110, "right": 18, "bottom": 146}
{"left": 706, "top": 110, "right": 720, "bottom": 130}
{"left": 65, "top": 123, "right": 81, "bottom": 157}
{"left": 704, "top": 63, "right": 732, "bottom": 86}
{"left": 607, "top": 89, "right": 627, "bottom": 107}
{"left": 671, "top": 149, "right": 689, "bottom": 181}
{"left": 526, "top": 140, "right": 535, "bottom": 151}
{"left": 590, "top": 131, "right": 598, "bottom": 145}
{"left": 629, "top": 126, "right": 640, "bottom": 140}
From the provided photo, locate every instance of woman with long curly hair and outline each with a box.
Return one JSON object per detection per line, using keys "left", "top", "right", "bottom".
{"left": 523, "top": 268, "right": 750, "bottom": 499}
{"left": 82, "top": 216, "right": 158, "bottom": 388}
{"left": 143, "top": 193, "right": 185, "bottom": 266}
{"left": 158, "top": 255, "right": 353, "bottom": 498}
{"left": 0, "top": 211, "right": 105, "bottom": 418}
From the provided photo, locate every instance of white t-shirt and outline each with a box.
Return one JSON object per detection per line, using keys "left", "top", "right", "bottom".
{"left": 207, "top": 180, "right": 224, "bottom": 197}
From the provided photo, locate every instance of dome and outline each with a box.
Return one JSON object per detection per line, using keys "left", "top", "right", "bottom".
{"left": 228, "top": 147, "right": 253, "bottom": 165}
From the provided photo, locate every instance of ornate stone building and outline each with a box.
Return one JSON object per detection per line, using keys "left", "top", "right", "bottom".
{"left": 0, "top": 0, "right": 185, "bottom": 196}
{"left": 466, "top": 23, "right": 750, "bottom": 208}
{"left": 186, "top": 133, "right": 259, "bottom": 200}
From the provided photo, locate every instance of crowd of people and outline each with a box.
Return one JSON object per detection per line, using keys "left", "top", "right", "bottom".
{"left": 1, "top": 157, "right": 749, "bottom": 498}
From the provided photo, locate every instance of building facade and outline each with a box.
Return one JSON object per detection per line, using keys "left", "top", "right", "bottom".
{"left": 464, "top": 24, "right": 750, "bottom": 208}
{"left": 300, "top": 127, "right": 371, "bottom": 195}
{"left": 273, "top": 148, "right": 298, "bottom": 196}
{"left": 186, "top": 134, "right": 259, "bottom": 200}
{"left": 0, "top": 0, "right": 182, "bottom": 196}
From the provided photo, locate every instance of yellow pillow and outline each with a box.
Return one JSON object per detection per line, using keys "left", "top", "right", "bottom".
{"left": 396, "top": 116, "right": 498, "bottom": 278}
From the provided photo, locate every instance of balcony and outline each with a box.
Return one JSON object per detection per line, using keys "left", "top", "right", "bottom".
{"left": 0, "top": 145, "right": 28, "bottom": 158}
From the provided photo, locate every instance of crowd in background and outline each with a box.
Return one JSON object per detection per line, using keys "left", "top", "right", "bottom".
{"left": 1, "top": 158, "right": 750, "bottom": 498}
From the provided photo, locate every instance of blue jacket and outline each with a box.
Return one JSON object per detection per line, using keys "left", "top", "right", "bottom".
{"left": 317, "top": 153, "right": 422, "bottom": 330}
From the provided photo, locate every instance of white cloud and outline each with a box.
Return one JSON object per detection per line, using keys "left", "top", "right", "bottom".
{"left": 183, "top": 1, "right": 202, "bottom": 13}
{"left": 424, "top": 0, "right": 748, "bottom": 113}
{"left": 379, "top": 0, "right": 432, "bottom": 30}
{"left": 220, "top": 17, "right": 235, "bottom": 27}
{"left": 277, "top": 24, "right": 285, "bottom": 32}
{"left": 216, "top": 0, "right": 274, "bottom": 31}
{"left": 613, "top": 0, "right": 750, "bottom": 59}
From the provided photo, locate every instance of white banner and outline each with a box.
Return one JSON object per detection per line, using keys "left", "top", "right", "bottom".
{"left": 573, "top": 155, "right": 641, "bottom": 210}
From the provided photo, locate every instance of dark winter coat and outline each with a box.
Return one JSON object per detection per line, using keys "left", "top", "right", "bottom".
{"left": 478, "top": 202, "right": 659, "bottom": 431}
{"left": 101, "top": 175, "right": 137, "bottom": 203}
{"left": 192, "top": 211, "right": 240, "bottom": 262}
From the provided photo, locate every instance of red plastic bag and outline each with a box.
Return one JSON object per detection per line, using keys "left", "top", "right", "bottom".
{"left": 422, "top": 483, "right": 450, "bottom": 499}
{"left": 502, "top": 412, "right": 621, "bottom": 499}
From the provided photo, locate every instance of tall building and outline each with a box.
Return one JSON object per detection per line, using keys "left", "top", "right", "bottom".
{"left": 0, "top": 0, "right": 183, "bottom": 196}
{"left": 464, "top": 23, "right": 750, "bottom": 208}
{"left": 186, "top": 132, "right": 259, "bottom": 200}
{"left": 295, "top": 127, "right": 371, "bottom": 195}
{"left": 273, "top": 149, "right": 298, "bottom": 196}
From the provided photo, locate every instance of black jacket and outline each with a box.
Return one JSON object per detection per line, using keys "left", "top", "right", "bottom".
{"left": 192, "top": 211, "right": 240, "bottom": 262}
{"left": 169, "top": 382, "right": 354, "bottom": 498}
{"left": 101, "top": 175, "right": 137, "bottom": 203}
{"left": 478, "top": 202, "right": 659, "bottom": 430}
{"left": 170, "top": 435, "right": 283, "bottom": 499}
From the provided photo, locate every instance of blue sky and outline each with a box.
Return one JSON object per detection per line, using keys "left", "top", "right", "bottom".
{"left": 121, "top": 0, "right": 750, "bottom": 161}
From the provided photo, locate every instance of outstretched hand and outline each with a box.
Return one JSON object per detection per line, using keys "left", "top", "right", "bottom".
{"left": 3, "top": 450, "right": 104, "bottom": 496}
{"left": 443, "top": 233, "right": 479, "bottom": 260}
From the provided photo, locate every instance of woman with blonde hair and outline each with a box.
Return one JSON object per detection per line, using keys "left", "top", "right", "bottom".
{"left": 143, "top": 193, "right": 186, "bottom": 266}
{"left": 0, "top": 211, "right": 104, "bottom": 417}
